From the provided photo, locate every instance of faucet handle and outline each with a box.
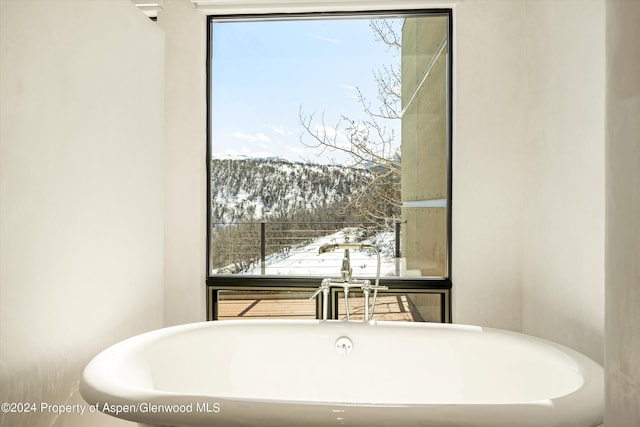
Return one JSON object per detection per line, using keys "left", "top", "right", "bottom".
{"left": 309, "top": 279, "right": 331, "bottom": 300}
{"left": 309, "top": 286, "right": 323, "bottom": 300}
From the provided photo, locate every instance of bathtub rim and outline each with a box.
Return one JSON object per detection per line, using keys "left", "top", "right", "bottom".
{"left": 79, "top": 319, "right": 604, "bottom": 426}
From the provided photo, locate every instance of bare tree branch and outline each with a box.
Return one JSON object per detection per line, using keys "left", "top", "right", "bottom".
{"left": 370, "top": 18, "right": 402, "bottom": 51}
{"left": 298, "top": 18, "right": 403, "bottom": 223}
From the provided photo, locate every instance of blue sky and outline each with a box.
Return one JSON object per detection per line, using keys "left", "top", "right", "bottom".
{"left": 210, "top": 17, "right": 402, "bottom": 164}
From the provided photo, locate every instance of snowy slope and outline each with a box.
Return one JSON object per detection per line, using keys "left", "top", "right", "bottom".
{"left": 210, "top": 157, "right": 372, "bottom": 226}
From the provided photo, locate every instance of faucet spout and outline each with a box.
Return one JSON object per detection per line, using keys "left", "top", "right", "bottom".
{"left": 318, "top": 242, "right": 366, "bottom": 254}
{"left": 318, "top": 243, "right": 337, "bottom": 254}
{"left": 340, "top": 249, "right": 352, "bottom": 282}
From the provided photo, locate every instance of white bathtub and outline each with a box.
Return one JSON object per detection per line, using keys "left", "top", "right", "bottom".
{"left": 80, "top": 320, "right": 603, "bottom": 427}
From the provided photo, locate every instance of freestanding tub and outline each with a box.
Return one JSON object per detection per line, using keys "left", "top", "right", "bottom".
{"left": 80, "top": 320, "right": 603, "bottom": 427}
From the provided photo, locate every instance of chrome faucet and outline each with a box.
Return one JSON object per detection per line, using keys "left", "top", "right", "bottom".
{"left": 340, "top": 247, "right": 352, "bottom": 282}
{"left": 312, "top": 241, "right": 387, "bottom": 320}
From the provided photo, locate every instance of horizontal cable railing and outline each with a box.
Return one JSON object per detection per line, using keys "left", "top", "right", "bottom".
{"left": 210, "top": 221, "right": 402, "bottom": 276}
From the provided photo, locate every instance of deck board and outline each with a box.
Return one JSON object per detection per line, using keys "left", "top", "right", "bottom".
{"left": 218, "top": 294, "right": 416, "bottom": 321}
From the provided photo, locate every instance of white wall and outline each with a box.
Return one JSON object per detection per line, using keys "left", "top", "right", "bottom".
{"left": 452, "top": 0, "right": 526, "bottom": 331}
{"left": 605, "top": 1, "right": 640, "bottom": 424}
{"left": 452, "top": 0, "right": 606, "bottom": 364}
{"left": 157, "top": 0, "right": 207, "bottom": 326}
{"left": 520, "top": 0, "right": 605, "bottom": 363}
{"left": 0, "top": 1, "right": 165, "bottom": 426}
{"left": 0, "top": 0, "right": 624, "bottom": 424}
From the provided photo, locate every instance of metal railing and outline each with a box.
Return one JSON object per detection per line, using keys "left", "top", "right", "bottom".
{"left": 209, "top": 221, "right": 403, "bottom": 275}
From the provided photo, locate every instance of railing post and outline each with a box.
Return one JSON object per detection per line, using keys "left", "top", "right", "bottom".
{"left": 260, "top": 222, "right": 266, "bottom": 275}
{"left": 394, "top": 221, "right": 402, "bottom": 276}
{"left": 395, "top": 221, "right": 401, "bottom": 258}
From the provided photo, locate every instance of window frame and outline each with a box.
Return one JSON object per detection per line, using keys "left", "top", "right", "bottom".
{"left": 205, "top": 9, "right": 454, "bottom": 321}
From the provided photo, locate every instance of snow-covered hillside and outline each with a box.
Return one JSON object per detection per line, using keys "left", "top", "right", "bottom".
{"left": 209, "top": 157, "right": 399, "bottom": 275}
{"left": 210, "top": 157, "right": 372, "bottom": 226}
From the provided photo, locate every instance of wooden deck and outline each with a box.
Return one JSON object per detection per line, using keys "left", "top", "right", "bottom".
{"left": 218, "top": 296, "right": 317, "bottom": 319}
{"left": 218, "top": 293, "right": 420, "bottom": 321}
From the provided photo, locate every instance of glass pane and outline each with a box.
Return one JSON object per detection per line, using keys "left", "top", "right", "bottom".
{"left": 336, "top": 292, "right": 442, "bottom": 322}
{"left": 209, "top": 13, "right": 450, "bottom": 279}
{"left": 401, "top": 16, "right": 449, "bottom": 277}
{"left": 217, "top": 290, "right": 317, "bottom": 320}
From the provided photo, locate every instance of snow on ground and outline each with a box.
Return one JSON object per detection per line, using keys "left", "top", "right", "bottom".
{"left": 235, "top": 228, "right": 399, "bottom": 277}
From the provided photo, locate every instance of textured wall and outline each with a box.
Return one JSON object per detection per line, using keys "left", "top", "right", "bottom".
{"left": 0, "top": 1, "right": 165, "bottom": 426}
{"left": 453, "top": 1, "right": 606, "bottom": 365}
{"left": 520, "top": 0, "right": 605, "bottom": 364}
{"left": 452, "top": 0, "right": 526, "bottom": 330}
{"left": 157, "top": 0, "right": 208, "bottom": 327}
{"left": 605, "top": 0, "right": 640, "bottom": 424}
{"left": 401, "top": 16, "right": 449, "bottom": 278}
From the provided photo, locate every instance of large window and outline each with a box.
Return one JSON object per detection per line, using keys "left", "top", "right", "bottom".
{"left": 207, "top": 10, "right": 452, "bottom": 321}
